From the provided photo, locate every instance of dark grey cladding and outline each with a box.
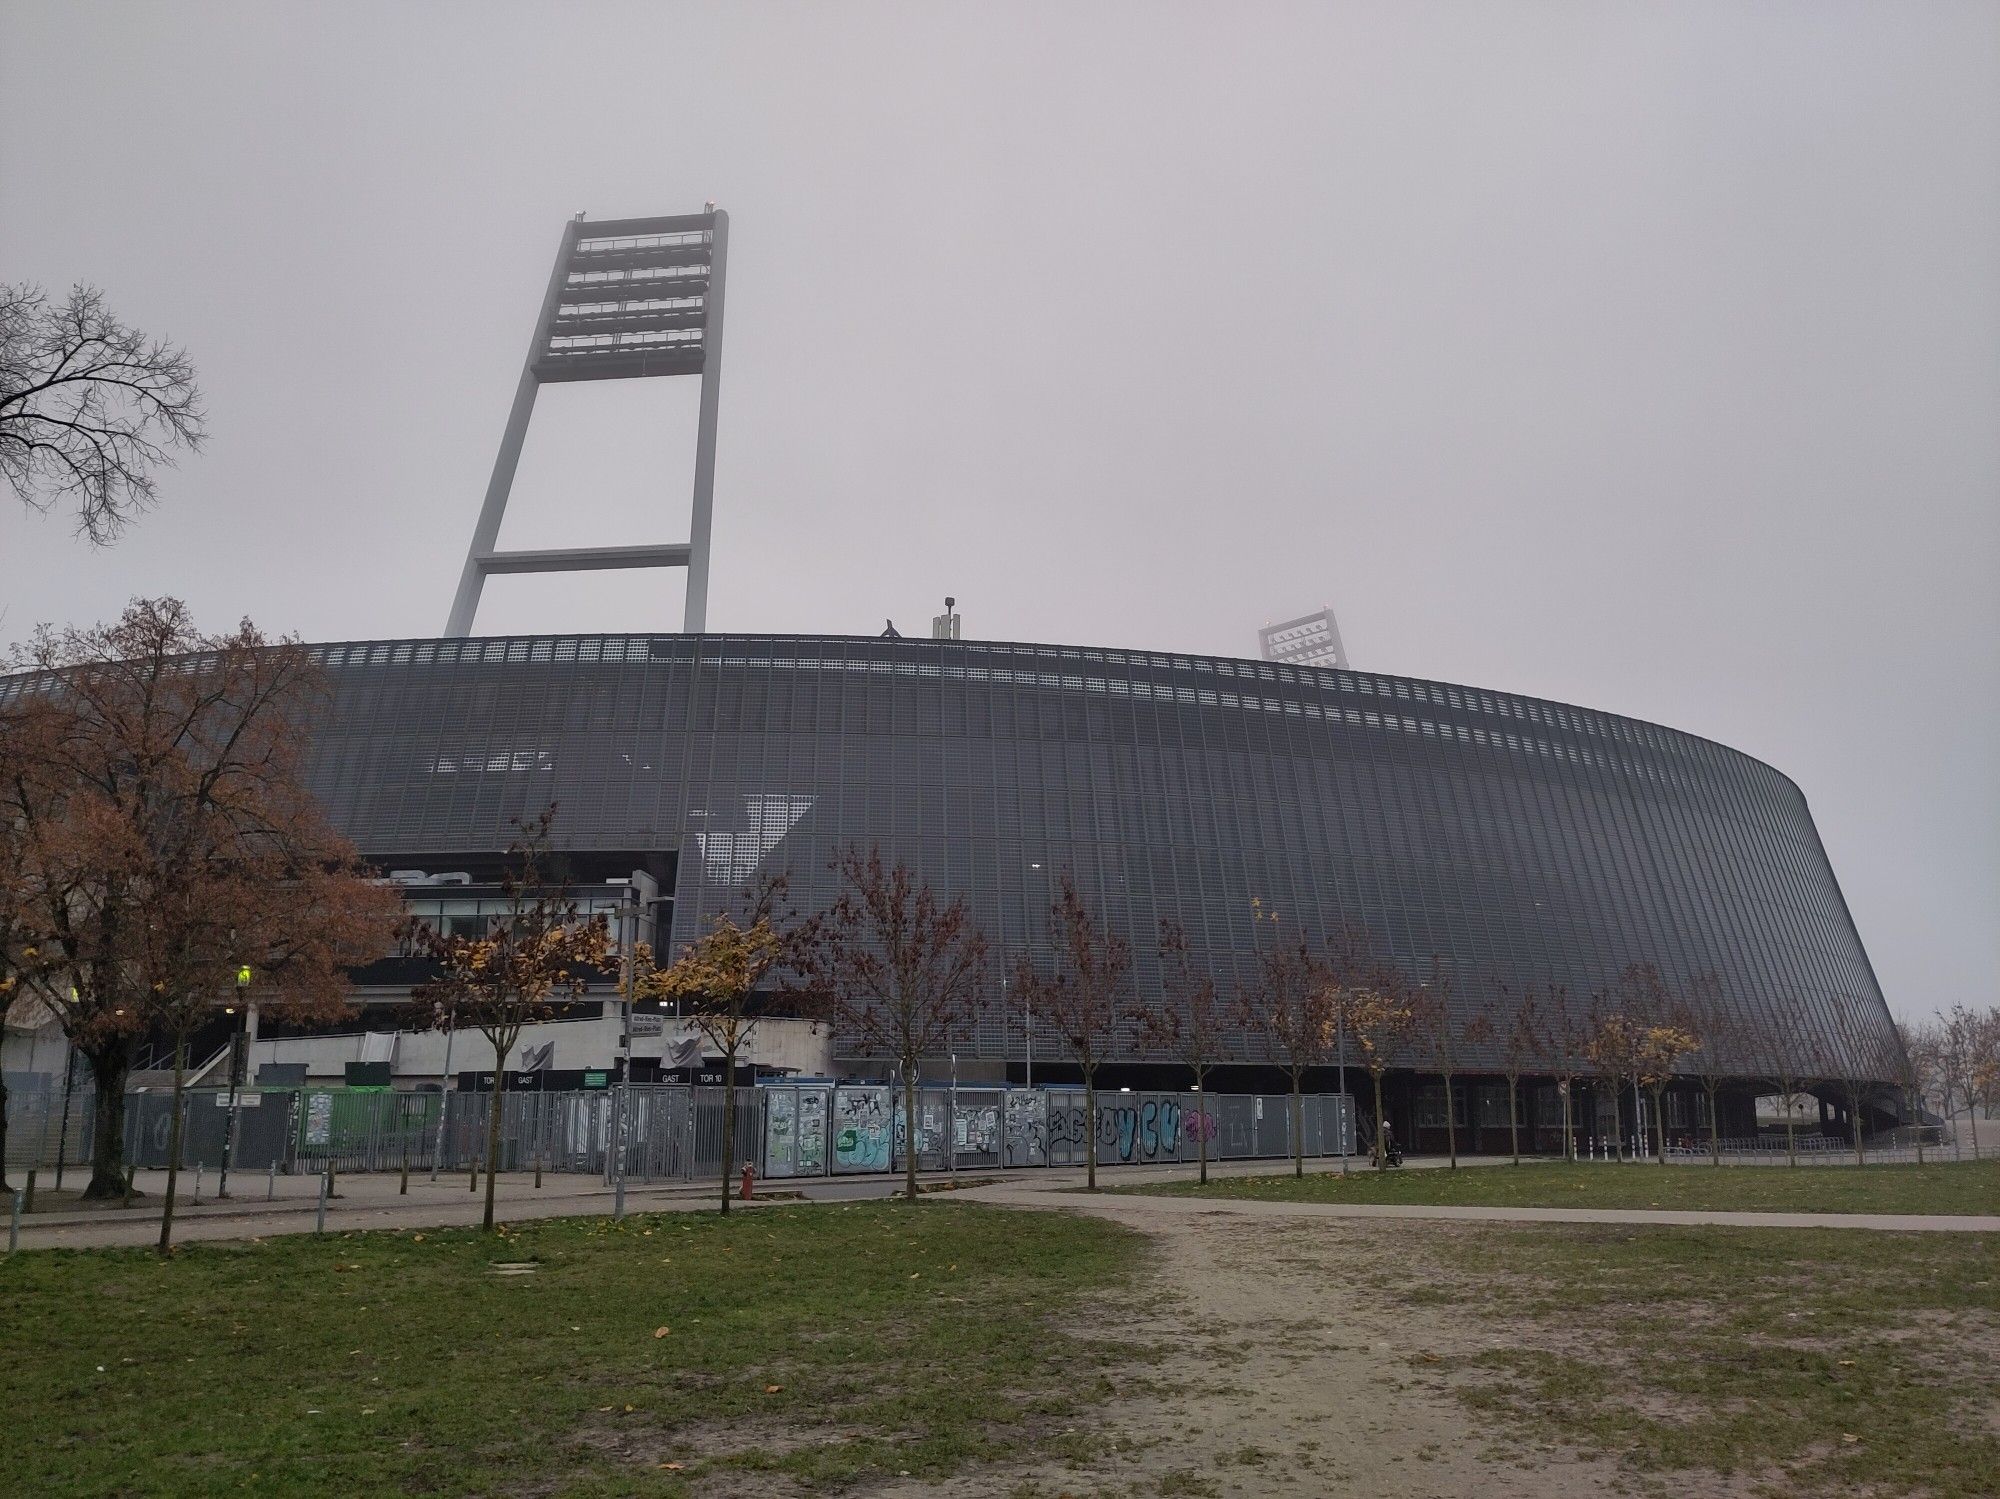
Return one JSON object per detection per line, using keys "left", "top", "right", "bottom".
{"left": 294, "top": 632, "right": 1896, "bottom": 1079}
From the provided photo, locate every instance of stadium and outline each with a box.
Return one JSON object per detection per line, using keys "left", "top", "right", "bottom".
{"left": 5, "top": 209, "right": 1908, "bottom": 1160}
{"left": 291, "top": 625, "right": 1905, "bottom": 1155}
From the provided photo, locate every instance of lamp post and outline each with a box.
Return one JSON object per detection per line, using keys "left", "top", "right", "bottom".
{"left": 218, "top": 965, "right": 251, "bottom": 1199}
{"left": 430, "top": 1020, "right": 456, "bottom": 1182}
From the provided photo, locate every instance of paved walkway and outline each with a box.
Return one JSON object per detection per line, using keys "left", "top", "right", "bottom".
{"left": 955, "top": 1177, "right": 2000, "bottom": 1233}
{"left": 9, "top": 1151, "right": 1996, "bottom": 1250}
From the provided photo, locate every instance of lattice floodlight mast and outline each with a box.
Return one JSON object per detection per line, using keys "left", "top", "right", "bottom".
{"left": 444, "top": 209, "right": 729, "bottom": 637}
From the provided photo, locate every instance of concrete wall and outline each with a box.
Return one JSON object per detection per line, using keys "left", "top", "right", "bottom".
{"left": 246, "top": 1014, "right": 831, "bottom": 1083}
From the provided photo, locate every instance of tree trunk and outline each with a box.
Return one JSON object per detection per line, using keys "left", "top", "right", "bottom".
{"left": 720, "top": 1053, "right": 737, "bottom": 1216}
{"left": 1371, "top": 1070, "right": 1386, "bottom": 1170}
{"left": 1707, "top": 1085, "right": 1722, "bottom": 1165}
{"left": 1849, "top": 1085, "right": 1865, "bottom": 1166}
{"left": 1560, "top": 1079, "right": 1573, "bottom": 1162}
{"left": 158, "top": 1033, "right": 190, "bottom": 1256}
{"left": 1910, "top": 1088, "right": 1925, "bottom": 1165}
{"left": 82, "top": 1039, "right": 133, "bottom": 1199}
{"left": 1651, "top": 1084, "right": 1667, "bottom": 1164}
{"left": 1784, "top": 1092, "right": 1797, "bottom": 1167}
{"left": 899, "top": 1068, "right": 918, "bottom": 1202}
{"left": 0, "top": 1072, "right": 10, "bottom": 1193}
{"left": 1444, "top": 1076, "right": 1458, "bottom": 1168}
{"left": 482, "top": 1061, "right": 505, "bottom": 1231}
{"left": 1946, "top": 1083, "right": 1962, "bottom": 1162}
{"left": 1291, "top": 1073, "right": 1304, "bottom": 1178}
{"left": 1083, "top": 1070, "right": 1098, "bottom": 1192}
{"left": 1507, "top": 1077, "right": 1520, "bottom": 1165}
{"left": 1194, "top": 1074, "right": 1209, "bottom": 1185}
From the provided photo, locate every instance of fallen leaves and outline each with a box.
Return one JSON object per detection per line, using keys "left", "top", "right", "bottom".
{"left": 653, "top": 1326, "right": 671, "bottom": 1339}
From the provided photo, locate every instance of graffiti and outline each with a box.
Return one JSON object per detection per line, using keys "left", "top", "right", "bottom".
{"left": 832, "top": 1086, "right": 891, "bottom": 1173}
{"left": 1098, "top": 1098, "right": 1183, "bottom": 1163}
{"left": 1185, "top": 1109, "right": 1217, "bottom": 1143}
{"left": 796, "top": 1089, "right": 828, "bottom": 1175}
{"left": 1003, "top": 1090, "right": 1046, "bottom": 1166}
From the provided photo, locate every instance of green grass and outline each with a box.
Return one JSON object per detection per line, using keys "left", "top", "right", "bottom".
{"left": 1367, "top": 1223, "right": 2000, "bottom": 1498}
{"left": 1117, "top": 1156, "right": 2000, "bottom": 1215}
{"left": 0, "top": 1202, "right": 1145, "bottom": 1497}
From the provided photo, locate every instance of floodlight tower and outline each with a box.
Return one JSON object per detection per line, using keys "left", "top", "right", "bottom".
{"left": 444, "top": 208, "right": 730, "bottom": 637}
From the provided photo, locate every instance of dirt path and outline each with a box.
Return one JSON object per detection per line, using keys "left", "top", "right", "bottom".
{"left": 889, "top": 1196, "right": 1635, "bottom": 1499}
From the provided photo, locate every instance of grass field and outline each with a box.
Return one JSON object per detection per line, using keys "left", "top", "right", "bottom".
{"left": 0, "top": 1202, "right": 1144, "bottom": 1497}
{"left": 1118, "top": 1156, "right": 2000, "bottom": 1214}
{"left": 1366, "top": 1222, "right": 2000, "bottom": 1498}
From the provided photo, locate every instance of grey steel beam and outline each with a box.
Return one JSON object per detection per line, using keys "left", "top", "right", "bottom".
{"left": 444, "top": 216, "right": 586, "bottom": 637}
{"left": 478, "top": 544, "right": 692, "bottom": 574}
{"left": 683, "top": 209, "right": 727, "bottom": 636}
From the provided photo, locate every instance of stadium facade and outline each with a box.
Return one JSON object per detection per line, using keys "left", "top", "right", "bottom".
{"left": 297, "top": 628, "right": 1904, "bottom": 1146}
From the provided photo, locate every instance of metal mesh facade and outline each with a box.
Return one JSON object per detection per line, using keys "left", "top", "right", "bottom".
{"left": 296, "top": 632, "right": 1895, "bottom": 1078}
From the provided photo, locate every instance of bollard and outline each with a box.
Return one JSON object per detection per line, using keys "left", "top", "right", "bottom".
{"left": 534, "top": 1151, "right": 542, "bottom": 1191}
{"left": 327, "top": 1164, "right": 337, "bottom": 1201}
{"left": 193, "top": 1164, "right": 202, "bottom": 1204}
{"left": 123, "top": 1165, "right": 137, "bottom": 1208}
{"left": 23, "top": 1169, "right": 36, "bottom": 1216}
{"left": 267, "top": 1159, "right": 278, "bottom": 1202}
{"left": 315, "top": 1169, "right": 329, "bottom": 1234}
{"left": 740, "top": 1163, "right": 755, "bottom": 1201}
{"left": 469, "top": 1157, "right": 478, "bottom": 1193}
{"left": 400, "top": 1144, "right": 410, "bottom": 1196}
{"left": 9, "top": 1188, "right": 20, "bottom": 1255}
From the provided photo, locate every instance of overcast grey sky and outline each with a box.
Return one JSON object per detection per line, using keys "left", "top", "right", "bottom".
{"left": 2, "top": 2, "right": 1995, "bottom": 1023}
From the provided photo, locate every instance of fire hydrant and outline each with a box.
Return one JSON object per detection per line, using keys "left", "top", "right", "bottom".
{"left": 739, "top": 1163, "right": 756, "bottom": 1201}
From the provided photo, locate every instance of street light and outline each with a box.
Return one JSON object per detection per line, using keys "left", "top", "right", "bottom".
{"left": 219, "top": 964, "right": 252, "bottom": 1199}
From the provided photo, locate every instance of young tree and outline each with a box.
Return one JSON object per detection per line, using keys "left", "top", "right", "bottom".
{"left": 1407, "top": 957, "right": 1486, "bottom": 1169}
{"left": 1538, "top": 983, "right": 1590, "bottom": 1162}
{"left": 1012, "top": 874, "right": 1129, "bottom": 1192}
{"left": 408, "top": 810, "right": 609, "bottom": 1231}
{"left": 646, "top": 878, "right": 790, "bottom": 1216}
{"left": 1638, "top": 1017, "right": 1701, "bottom": 1165}
{"left": 1899, "top": 1020, "right": 1942, "bottom": 1166}
{"left": 1815, "top": 1002, "right": 1896, "bottom": 1168}
{"left": 0, "top": 283, "right": 205, "bottom": 541}
{"left": 1342, "top": 973, "right": 1413, "bottom": 1171}
{"left": 2, "top": 599, "right": 394, "bottom": 1199}
{"left": 1238, "top": 930, "right": 1338, "bottom": 1179}
{"left": 139, "top": 838, "right": 393, "bottom": 1253}
{"left": 794, "top": 847, "right": 988, "bottom": 1202}
{"left": 1938, "top": 1005, "right": 1987, "bottom": 1161}
{"left": 1682, "top": 973, "right": 1746, "bottom": 1166}
{"left": 1763, "top": 997, "right": 1814, "bottom": 1168}
{"left": 1484, "top": 981, "right": 1544, "bottom": 1165}
{"left": 1136, "top": 918, "right": 1227, "bottom": 1185}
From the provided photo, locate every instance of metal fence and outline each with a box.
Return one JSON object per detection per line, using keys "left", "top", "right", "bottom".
{"left": 13, "top": 1079, "right": 1992, "bottom": 1181}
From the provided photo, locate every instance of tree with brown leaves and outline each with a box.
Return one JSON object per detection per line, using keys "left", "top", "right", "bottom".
{"left": 1012, "top": 874, "right": 1129, "bottom": 1192}
{"left": 408, "top": 810, "right": 609, "bottom": 1231}
{"left": 1, "top": 283, "right": 205, "bottom": 542}
{"left": 2, "top": 599, "right": 397, "bottom": 1208}
{"left": 794, "top": 848, "right": 988, "bottom": 1202}
{"left": 1238, "top": 929, "right": 1339, "bottom": 1179}
{"left": 643, "top": 875, "right": 792, "bottom": 1215}
{"left": 1340, "top": 968, "right": 1413, "bottom": 1171}
{"left": 1683, "top": 973, "right": 1747, "bottom": 1166}
{"left": 1135, "top": 919, "right": 1228, "bottom": 1184}
{"left": 1537, "top": 983, "right": 1590, "bottom": 1161}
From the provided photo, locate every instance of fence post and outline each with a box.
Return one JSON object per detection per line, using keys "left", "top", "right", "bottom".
{"left": 400, "top": 1141, "right": 410, "bottom": 1196}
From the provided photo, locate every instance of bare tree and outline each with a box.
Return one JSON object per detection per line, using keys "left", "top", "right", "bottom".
{"left": 0, "top": 284, "right": 205, "bottom": 541}
{"left": 794, "top": 847, "right": 988, "bottom": 1202}
{"left": 1485, "top": 981, "right": 1544, "bottom": 1165}
{"left": 1538, "top": 983, "right": 1590, "bottom": 1162}
{"left": 1136, "top": 918, "right": 1227, "bottom": 1185}
{"left": 1012, "top": 874, "right": 1129, "bottom": 1192}
{"left": 1683, "top": 973, "right": 1747, "bottom": 1166}
{"left": 1408, "top": 957, "right": 1485, "bottom": 1169}
{"left": 1763, "top": 996, "right": 1814, "bottom": 1168}
{"left": 1899, "top": 1020, "right": 1942, "bottom": 1167}
{"left": 408, "top": 810, "right": 610, "bottom": 1231}
{"left": 1238, "top": 929, "right": 1338, "bottom": 1179}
